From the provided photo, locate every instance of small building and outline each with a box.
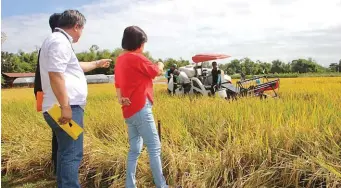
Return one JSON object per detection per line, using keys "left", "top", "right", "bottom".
{"left": 2, "top": 73, "right": 35, "bottom": 88}
{"left": 13, "top": 77, "right": 35, "bottom": 88}
{"left": 1, "top": 73, "right": 117, "bottom": 88}
{"left": 85, "top": 74, "right": 109, "bottom": 84}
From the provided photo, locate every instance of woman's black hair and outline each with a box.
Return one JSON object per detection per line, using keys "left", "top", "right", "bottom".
{"left": 121, "top": 26, "right": 148, "bottom": 51}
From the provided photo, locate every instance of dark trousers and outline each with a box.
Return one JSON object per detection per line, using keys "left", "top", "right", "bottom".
{"left": 44, "top": 105, "right": 84, "bottom": 188}
{"left": 52, "top": 131, "right": 58, "bottom": 175}
{"left": 210, "top": 84, "right": 217, "bottom": 95}
{"left": 183, "top": 83, "right": 191, "bottom": 94}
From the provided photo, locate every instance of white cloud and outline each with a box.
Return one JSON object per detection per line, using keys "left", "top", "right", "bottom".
{"left": 2, "top": 0, "right": 341, "bottom": 66}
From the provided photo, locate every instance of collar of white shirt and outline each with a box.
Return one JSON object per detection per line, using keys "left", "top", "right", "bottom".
{"left": 54, "top": 27, "right": 73, "bottom": 43}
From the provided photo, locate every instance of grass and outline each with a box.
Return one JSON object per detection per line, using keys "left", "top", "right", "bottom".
{"left": 1, "top": 175, "right": 56, "bottom": 188}
{"left": 2, "top": 77, "right": 341, "bottom": 187}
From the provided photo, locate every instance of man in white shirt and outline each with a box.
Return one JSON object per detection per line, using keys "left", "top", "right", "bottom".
{"left": 174, "top": 70, "right": 191, "bottom": 94}
{"left": 40, "top": 10, "right": 111, "bottom": 188}
{"left": 48, "top": 12, "right": 61, "bottom": 177}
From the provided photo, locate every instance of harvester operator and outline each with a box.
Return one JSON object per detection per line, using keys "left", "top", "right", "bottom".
{"left": 211, "top": 61, "right": 222, "bottom": 95}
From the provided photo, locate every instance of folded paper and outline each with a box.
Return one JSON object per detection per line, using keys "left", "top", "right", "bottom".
{"left": 47, "top": 104, "right": 83, "bottom": 140}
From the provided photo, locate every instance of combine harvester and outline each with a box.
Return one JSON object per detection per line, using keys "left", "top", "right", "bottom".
{"left": 167, "top": 54, "right": 280, "bottom": 100}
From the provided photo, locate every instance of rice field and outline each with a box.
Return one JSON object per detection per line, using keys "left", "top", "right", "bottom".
{"left": 1, "top": 77, "right": 341, "bottom": 187}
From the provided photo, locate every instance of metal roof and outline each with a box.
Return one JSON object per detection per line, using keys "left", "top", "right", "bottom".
{"left": 13, "top": 77, "right": 35, "bottom": 84}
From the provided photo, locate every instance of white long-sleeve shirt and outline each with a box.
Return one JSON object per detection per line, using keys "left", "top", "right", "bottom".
{"left": 177, "top": 71, "right": 191, "bottom": 84}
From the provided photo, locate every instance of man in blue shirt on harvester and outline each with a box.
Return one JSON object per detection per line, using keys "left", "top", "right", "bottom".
{"left": 165, "top": 64, "right": 177, "bottom": 83}
{"left": 165, "top": 64, "right": 177, "bottom": 94}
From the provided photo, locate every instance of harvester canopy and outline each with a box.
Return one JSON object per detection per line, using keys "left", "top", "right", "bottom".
{"left": 192, "top": 54, "right": 231, "bottom": 63}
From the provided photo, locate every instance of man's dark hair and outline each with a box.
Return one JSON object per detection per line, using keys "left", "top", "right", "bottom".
{"left": 49, "top": 13, "right": 61, "bottom": 32}
{"left": 212, "top": 61, "right": 217, "bottom": 65}
{"left": 121, "top": 26, "right": 148, "bottom": 51}
{"left": 58, "top": 10, "right": 86, "bottom": 29}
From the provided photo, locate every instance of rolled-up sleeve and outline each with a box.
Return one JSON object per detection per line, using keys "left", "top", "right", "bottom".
{"left": 138, "top": 56, "right": 159, "bottom": 79}
{"left": 47, "top": 40, "right": 71, "bottom": 73}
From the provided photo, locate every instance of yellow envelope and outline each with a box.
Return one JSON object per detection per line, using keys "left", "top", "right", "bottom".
{"left": 47, "top": 104, "right": 83, "bottom": 140}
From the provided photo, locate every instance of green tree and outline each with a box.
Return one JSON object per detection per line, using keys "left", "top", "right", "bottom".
{"left": 163, "top": 58, "right": 179, "bottom": 69}
{"left": 329, "top": 63, "right": 339, "bottom": 72}
{"left": 90, "top": 44, "right": 99, "bottom": 52}
{"left": 1, "top": 32, "right": 7, "bottom": 44}
{"left": 291, "top": 58, "right": 320, "bottom": 73}
{"left": 270, "top": 60, "right": 285, "bottom": 73}
{"left": 1, "top": 51, "right": 14, "bottom": 72}
{"left": 228, "top": 59, "right": 241, "bottom": 74}
{"left": 240, "top": 58, "right": 255, "bottom": 75}
{"left": 177, "top": 58, "right": 190, "bottom": 68}
{"left": 1, "top": 46, "right": 333, "bottom": 75}
{"left": 258, "top": 61, "right": 272, "bottom": 74}
{"left": 281, "top": 62, "right": 291, "bottom": 73}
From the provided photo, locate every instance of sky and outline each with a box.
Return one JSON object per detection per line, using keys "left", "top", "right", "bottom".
{"left": 1, "top": 0, "right": 341, "bottom": 66}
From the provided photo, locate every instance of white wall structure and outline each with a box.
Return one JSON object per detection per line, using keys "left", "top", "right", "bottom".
{"left": 107, "top": 75, "right": 114, "bottom": 83}
{"left": 13, "top": 77, "right": 35, "bottom": 84}
{"left": 10, "top": 74, "right": 165, "bottom": 87}
{"left": 85, "top": 74, "right": 109, "bottom": 84}
{"left": 12, "top": 77, "right": 35, "bottom": 87}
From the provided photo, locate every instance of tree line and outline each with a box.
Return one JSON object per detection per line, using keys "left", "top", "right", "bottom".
{"left": 1, "top": 45, "right": 341, "bottom": 75}
{"left": 1, "top": 45, "right": 190, "bottom": 75}
{"left": 219, "top": 58, "right": 341, "bottom": 75}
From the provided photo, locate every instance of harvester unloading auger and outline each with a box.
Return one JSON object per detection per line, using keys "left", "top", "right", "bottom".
{"left": 167, "top": 54, "right": 280, "bottom": 100}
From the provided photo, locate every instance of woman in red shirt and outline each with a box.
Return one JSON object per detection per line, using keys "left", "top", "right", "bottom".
{"left": 114, "top": 26, "right": 168, "bottom": 188}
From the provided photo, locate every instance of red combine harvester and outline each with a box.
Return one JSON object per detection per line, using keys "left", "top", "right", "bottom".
{"left": 236, "top": 76, "right": 280, "bottom": 99}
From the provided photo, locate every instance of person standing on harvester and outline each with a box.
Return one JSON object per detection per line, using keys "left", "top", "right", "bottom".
{"left": 210, "top": 61, "right": 222, "bottom": 95}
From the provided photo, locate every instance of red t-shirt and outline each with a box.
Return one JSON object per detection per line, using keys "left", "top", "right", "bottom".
{"left": 114, "top": 52, "right": 159, "bottom": 119}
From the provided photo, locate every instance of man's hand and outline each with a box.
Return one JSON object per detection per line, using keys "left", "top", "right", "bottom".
{"left": 118, "top": 97, "right": 131, "bottom": 106}
{"left": 80, "top": 59, "right": 112, "bottom": 72}
{"left": 96, "top": 59, "right": 112, "bottom": 68}
{"left": 59, "top": 105, "right": 72, "bottom": 124}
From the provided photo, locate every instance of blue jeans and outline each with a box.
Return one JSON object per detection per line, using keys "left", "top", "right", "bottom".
{"left": 43, "top": 105, "right": 84, "bottom": 188}
{"left": 125, "top": 100, "right": 168, "bottom": 188}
